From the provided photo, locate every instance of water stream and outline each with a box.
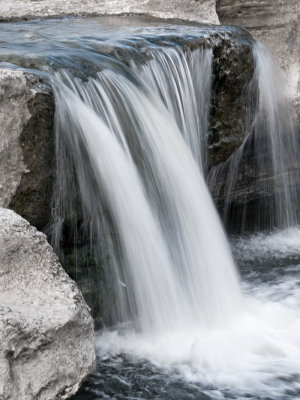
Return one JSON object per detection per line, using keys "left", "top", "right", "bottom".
{"left": 209, "top": 42, "right": 299, "bottom": 232}
{"left": 1, "top": 16, "right": 300, "bottom": 400}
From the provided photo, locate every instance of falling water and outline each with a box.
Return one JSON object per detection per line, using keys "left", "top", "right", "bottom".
{"left": 134, "top": 47, "right": 212, "bottom": 169}
{"left": 1, "top": 17, "right": 300, "bottom": 399}
{"left": 52, "top": 61, "right": 242, "bottom": 332}
{"left": 209, "top": 42, "right": 299, "bottom": 231}
{"left": 253, "top": 42, "right": 299, "bottom": 227}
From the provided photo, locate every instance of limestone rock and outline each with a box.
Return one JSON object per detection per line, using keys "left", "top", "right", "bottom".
{"left": 0, "top": 0, "right": 219, "bottom": 25}
{"left": 0, "top": 68, "right": 55, "bottom": 230}
{"left": 216, "top": 0, "right": 300, "bottom": 119}
{"left": 0, "top": 208, "right": 95, "bottom": 400}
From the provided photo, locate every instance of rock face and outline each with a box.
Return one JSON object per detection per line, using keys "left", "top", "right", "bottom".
{"left": 212, "top": 0, "right": 300, "bottom": 231}
{"left": 0, "top": 208, "right": 95, "bottom": 400}
{"left": 208, "top": 27, "right": 255, "bottom": 168}
{"left": 0, "top": 68, "right": 55, "bottom": 231}
{"left": 216, "top": 0, "right": 300, "bottom": 118}
{"left": 0, "top": 0, "right": 219, "bottom": 24}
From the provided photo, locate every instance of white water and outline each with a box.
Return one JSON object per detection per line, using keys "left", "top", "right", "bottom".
{"left": 51, "top": 42, "right": 300, "bottom": 399}
{"left": 53, "top": 54, "right": 241, "bottom": 332}
{"left": 209, "top": 42, "right": 299, "bottom": 231}
{"left": 233, "top": 225, "right": 300, "bottom": 264}
{"left": 96, "top": 228, "right": 300, "bottom": 399}
{"left": 54, "top": 82, "right": 185, "bottom": 333}
{"left": 253, "top": 42, "right": 299, "bottom": 227}
{"left": 135, "top": 47, "right": 212, "bottom": 169}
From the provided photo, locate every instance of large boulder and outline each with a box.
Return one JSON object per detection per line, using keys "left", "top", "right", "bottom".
{"left": 0, "top": 68, "right": 55, "bottom": 231}
{"left": 0, "top": 208, "right": 95, "bottom": 399}
{"left": 0, "top": 0, "right": 219, "bottom": 24}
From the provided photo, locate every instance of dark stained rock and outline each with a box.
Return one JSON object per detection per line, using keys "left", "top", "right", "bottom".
{"left": 207, "top": 27, "right": 255, "bottom": 168}
{"left": 0, "top": 68, "right": 55, "bottom": 231}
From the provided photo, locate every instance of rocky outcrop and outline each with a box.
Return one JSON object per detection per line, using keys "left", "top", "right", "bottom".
{"left": 0, "top": 0, "right": 219, "bottom": 24}
{"left": 212, "top": 0, "right": 300, "bottom": 231}
{"left": 208, "top": 27, "right": 255, "bottom": 168}
{"left": 0, "top": 208, "right": 95, "bottom": 399}
{"left": 216, "top": 0, "right": 300, "bottom": 118}
{"left": 0, "top": 68, "right": 55, "bottom": 231}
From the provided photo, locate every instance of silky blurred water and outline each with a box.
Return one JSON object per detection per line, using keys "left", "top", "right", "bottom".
{"left": 73, "top": 228, "right": 300, "bottom": 400}
{"left": 1, "top": 17, "right": 299, "bottom": 400}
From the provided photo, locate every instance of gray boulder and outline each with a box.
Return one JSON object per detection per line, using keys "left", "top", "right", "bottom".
{"left": 0, "top": 208, "right": 95, "bottom": 400}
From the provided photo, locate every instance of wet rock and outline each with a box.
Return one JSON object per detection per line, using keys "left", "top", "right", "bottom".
{"left": 207, "top": 27, "right": 255, "bottom": 168}
{"left": 216, "top": 0, "right": 300, "bottom": 121}
{"left": 0, "top": 68, "right": 55, "bottom": 231}
{"left": 210, "top": 1, "right": 300, "bottom": 231}
{"left": 0, "top": 208, "right": 95, "bottom": 400}
{"left": 209, "top": 119, "right": 300, "bottom": 232}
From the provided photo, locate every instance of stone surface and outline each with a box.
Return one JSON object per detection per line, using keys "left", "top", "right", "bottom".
{"left": 0, "top": 208, "right": 95, "bottom": 400}
{"left": 216, "top": 0, "right": 300, "bottom": 118}
{"left": 212, "top": 0, "right": 300, "bottom": 231}
{"left": 207, "top": 27, "right": 255, "bottom": 168}
{"left": 0, "top": 68, "right": 55, "bottom": 231}
{"left": 0, "top": 0, "right": 219, "bottom": 24}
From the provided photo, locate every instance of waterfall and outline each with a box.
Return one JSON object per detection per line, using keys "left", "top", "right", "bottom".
{"left": 51, "top": 46, "right": 241, "bottom": 332}
{"left": 3, "top": 16, "right": 300, "bottom": 398}
{"left": 134, "top": 46, "right": 212, "bottom": 170}
{"left": 252, "top": 42, "right": 299, "bottom": 227}
{"left": 209, "top": 41, "right": 299, "bottom": 231}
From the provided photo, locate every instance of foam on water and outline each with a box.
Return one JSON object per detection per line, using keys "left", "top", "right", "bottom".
{"left": 233, "top": 226, "right": 300, "bottom": 260}
{"left": 94, "top": 228, "right": 300, "bottom": 399}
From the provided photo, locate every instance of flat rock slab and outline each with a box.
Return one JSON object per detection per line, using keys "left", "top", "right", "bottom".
{"left": 0, "top": 0, "right": 219, "bottom": 24}
{"left": 0, "top": 208, "right": 95, "bottom": 399}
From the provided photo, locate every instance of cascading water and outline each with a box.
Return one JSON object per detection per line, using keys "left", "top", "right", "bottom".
{"left": 134, "top": 46, "right": 212, "bottom": 169}
{"left": 209, "top": 41, "right": 299, "bottom": 232}
{"left": 1, "top": 17, "right": 300, "bottom": 400}
{"left": 52, "top": 65, "right": 242, "bottom": 332}
{"left": 252, "top": 42, "right": 299, "bottom": 227}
